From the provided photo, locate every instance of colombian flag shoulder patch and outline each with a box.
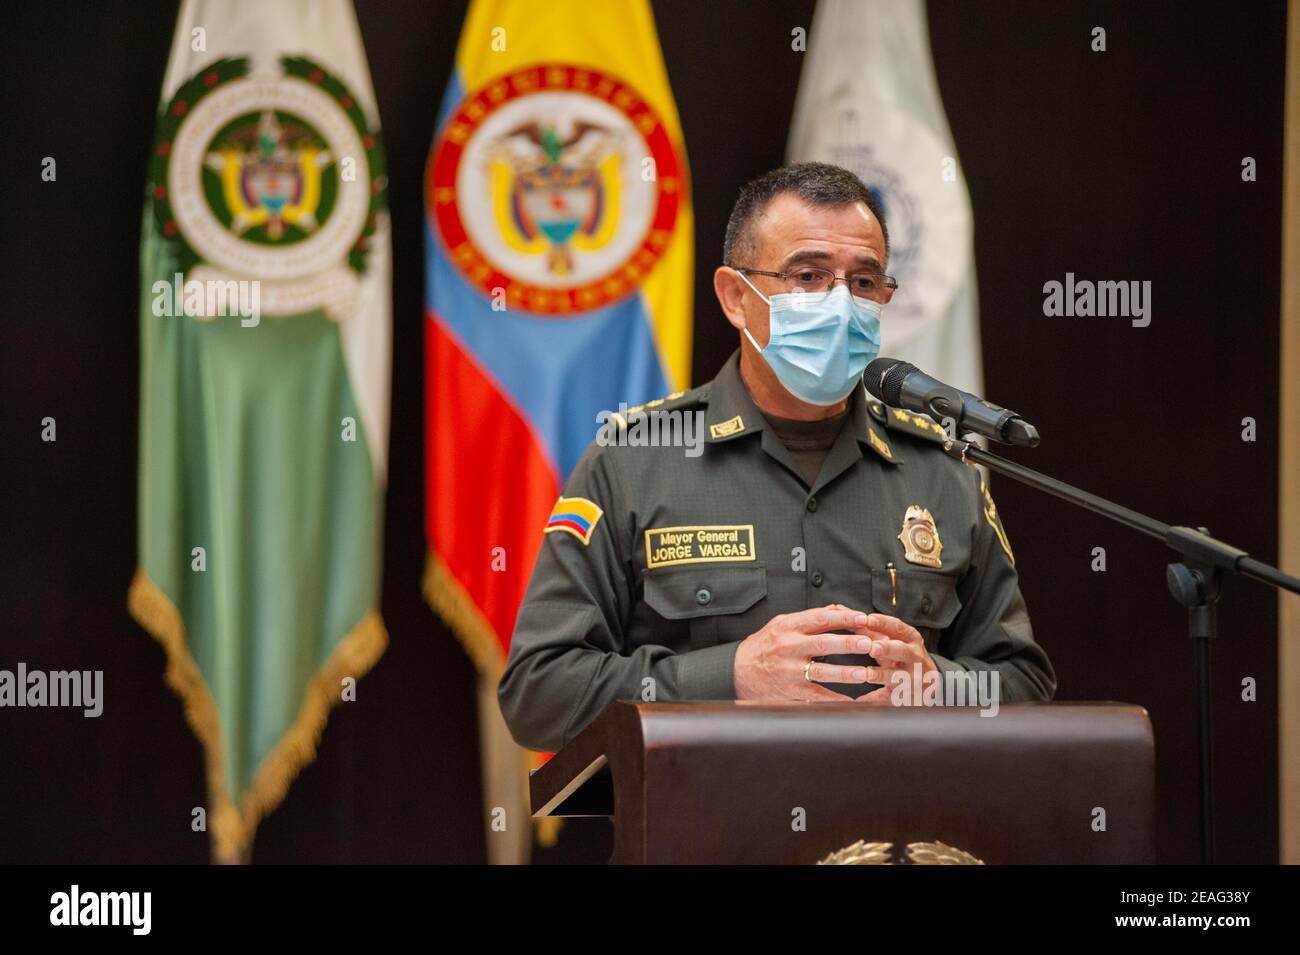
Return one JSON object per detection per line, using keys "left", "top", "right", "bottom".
{"left": 544, "top": 497, "right": 604, "bottom": 545}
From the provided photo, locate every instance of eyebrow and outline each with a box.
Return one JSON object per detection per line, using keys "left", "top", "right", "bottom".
{"left": 780, "top": 249, "right": 885, "bottom": 273}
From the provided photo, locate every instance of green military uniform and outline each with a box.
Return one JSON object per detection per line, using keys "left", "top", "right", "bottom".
{"left": 499, "top": 350, "right": 1056, "bottom": 752}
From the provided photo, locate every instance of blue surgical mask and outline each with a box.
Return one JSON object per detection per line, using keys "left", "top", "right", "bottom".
{"left": 738, "top": 274, "right": 883, "bottom": 406}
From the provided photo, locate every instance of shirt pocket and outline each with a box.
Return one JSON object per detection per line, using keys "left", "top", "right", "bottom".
{"left": 642, "top": 565, "right": 768, "bottom": 650}
{"left": 870, "top": 568, "right": 963, "bottom": 653}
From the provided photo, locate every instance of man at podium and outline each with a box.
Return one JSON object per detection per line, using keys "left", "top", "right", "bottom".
{"left": 499, "top": 163, "right": 1055, "bottom": 753}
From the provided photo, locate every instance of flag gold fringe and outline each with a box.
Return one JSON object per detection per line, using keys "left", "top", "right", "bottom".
{"left": 128, "top": 568, "right": 387, "bottom": 864}
{"left": 421, "top": 549, "right": 505, "bottom": 679}
{"left": 423, "top": 550, "right": 565, "bottom": 851}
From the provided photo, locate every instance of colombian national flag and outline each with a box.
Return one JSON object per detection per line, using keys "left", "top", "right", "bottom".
{"left": 422, "top": 0, "right": 692, "bottom": 859}
{"left": 544, "top": 496, "right": 605, "bottom": 545}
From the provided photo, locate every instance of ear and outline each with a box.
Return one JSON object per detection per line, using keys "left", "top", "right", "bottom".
{"left": 714, "top": 266, "right": 749, "bottom": 332}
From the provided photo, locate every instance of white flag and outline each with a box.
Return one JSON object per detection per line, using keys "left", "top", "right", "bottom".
{"left": 788, "top": 0, "right": 981, "bottom": 394}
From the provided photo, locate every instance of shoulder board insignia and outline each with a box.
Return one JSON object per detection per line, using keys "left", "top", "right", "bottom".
{"left": 603, "top": 386, "right": 707, "bottom": 437}
{"left": 622, "top": 386, "right": 707, "bottom": 419}
{"left": 882, "top": 406, "right": 949, "bottom": 444}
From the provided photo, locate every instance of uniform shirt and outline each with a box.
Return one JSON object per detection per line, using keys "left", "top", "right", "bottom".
{"left": 759, "top": 408, "right": 848, "bottom": 487}
{"left": 498, "top": 350, "right": 1056, "bottom": 753}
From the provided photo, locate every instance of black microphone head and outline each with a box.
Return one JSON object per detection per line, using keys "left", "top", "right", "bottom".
{"left": 864, "top": 357, "right": 917, "bottom": 406}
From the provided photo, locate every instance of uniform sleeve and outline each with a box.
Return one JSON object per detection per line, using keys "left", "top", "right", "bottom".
{"left": 498, "top": 441, "right": 738, "bottom": 753}
{"left": 930, "top": 469, "right": 1057, "bottom": 704}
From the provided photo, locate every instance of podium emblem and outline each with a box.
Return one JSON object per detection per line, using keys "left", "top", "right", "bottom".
{"left": 897, "top": 505, "right": 943, "bottom": 569}
{"left": 817, "top": 840, "right": 983, "bottom": 865}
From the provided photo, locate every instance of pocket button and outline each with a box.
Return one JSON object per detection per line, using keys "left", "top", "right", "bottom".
{"left": 695, "top": 588, "right": 712, "bottom": 606}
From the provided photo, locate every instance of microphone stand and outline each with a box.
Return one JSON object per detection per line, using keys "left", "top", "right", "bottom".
{"left": 942, "top": 436, "right": 1300, "bottom": 865}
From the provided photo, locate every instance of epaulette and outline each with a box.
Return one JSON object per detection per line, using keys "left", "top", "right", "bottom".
{"left": 867, "top": 398, "right": 949, "bottom": 445}
{"left": 626, "top": 383, "right": 708, "bottom": 415}
{"left": 607, "top": 383, "right": 709, "bottom": 430}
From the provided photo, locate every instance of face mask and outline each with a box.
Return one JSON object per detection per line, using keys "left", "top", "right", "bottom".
{"left": 737, "top": 273, "right": 883, "bottom": 406}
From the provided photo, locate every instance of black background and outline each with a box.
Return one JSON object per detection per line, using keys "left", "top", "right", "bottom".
{"left": 0, "top": 0, "right": 1284, "bottom": 864}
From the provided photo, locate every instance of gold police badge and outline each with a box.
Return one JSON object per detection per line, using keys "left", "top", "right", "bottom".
{"left": 897, "top": 505, "right": 943, "bottom": 569}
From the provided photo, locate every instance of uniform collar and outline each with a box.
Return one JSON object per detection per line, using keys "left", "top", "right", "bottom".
{"left": 704, "top": 349, "right": 899, "bottom": 465}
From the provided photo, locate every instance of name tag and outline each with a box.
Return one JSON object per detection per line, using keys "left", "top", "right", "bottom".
{"left": 644, "top": 524, "right": 756, "bottom": 568}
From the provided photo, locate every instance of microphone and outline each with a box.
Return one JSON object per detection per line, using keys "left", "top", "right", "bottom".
{"left": 863, "top": 357, "right": 1041, "bottom": 447}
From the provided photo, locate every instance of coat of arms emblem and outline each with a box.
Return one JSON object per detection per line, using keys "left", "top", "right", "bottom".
{"left": 428, "top": 64, "right": 685, "bottom": 315}
{"left": 147, "top": 55, "right": 387, "bottom": 322}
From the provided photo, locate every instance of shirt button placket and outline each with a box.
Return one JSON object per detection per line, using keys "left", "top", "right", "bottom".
{"left": 805, "top": 495, "right": 823, "bottom": 595}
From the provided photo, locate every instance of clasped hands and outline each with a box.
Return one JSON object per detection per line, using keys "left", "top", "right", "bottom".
{"left": 733, "top": 603, "right": 936, "bottom": 704}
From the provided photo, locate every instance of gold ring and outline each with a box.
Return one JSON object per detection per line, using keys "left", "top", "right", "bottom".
{"left": 804, "top": 659, "right": 814, "bottom": 682}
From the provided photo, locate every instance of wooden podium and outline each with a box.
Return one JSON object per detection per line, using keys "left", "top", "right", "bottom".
{"left": 530, "top": 701, "right": 1155, "bottom": 864}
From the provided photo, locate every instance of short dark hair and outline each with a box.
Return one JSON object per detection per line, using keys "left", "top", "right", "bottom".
{"left": 722, "top": 162, "right": 889, "bottom": 268}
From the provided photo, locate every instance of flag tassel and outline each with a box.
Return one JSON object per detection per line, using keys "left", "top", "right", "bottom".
{"left": 128, "top": 569, "right": 388, "bottom": 863}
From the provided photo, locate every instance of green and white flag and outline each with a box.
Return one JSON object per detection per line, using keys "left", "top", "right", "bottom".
{"left": 789, "top": 0, "right": 982, "bottom": 393}
{"left": 131, "top": 0, "right": 390, "bottom": 863}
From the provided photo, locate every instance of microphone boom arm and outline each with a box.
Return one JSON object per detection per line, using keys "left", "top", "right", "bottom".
{"left": 942, "top": 435, "right": 1300, "bottom": 866}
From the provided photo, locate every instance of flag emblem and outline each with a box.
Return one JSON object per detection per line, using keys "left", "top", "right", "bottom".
{"left": 428, "top": 64, "right": 684, "bottom": 315}
{"left": 150, "top": 55, "right": 387, "bottom": 321}
{"left": 544, "top": 496, "right": 604, "bottom": 544}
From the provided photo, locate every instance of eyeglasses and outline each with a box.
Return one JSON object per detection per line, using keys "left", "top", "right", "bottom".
{"left": 736, "top": 266, "right": 898, "bottom": 303}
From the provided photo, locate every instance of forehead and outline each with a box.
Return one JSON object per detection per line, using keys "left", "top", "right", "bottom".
{"left": 752, "top": 192, "right": 885, "bottom": 266}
